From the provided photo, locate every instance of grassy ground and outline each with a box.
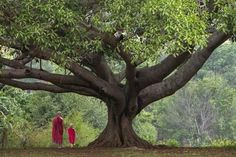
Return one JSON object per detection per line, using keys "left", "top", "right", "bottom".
{"left": 0, "top": 147, "right": 236, "bottom": 157}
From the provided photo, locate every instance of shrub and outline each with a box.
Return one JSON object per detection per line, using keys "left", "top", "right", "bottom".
{"left": 158, "top": 139, "right": 180, "bottom": 147}
{"left": 209, "top": 139, "right": 236, "bottom": 148}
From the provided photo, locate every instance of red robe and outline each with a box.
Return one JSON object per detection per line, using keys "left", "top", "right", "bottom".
{"left": 67, "top": 127, "right": 76, "bottom": 144}
{"left": 52, "top": 116, "right": 63, "bottom": 144}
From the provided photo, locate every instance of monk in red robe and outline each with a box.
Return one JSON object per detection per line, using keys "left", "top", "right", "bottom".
{"left": 67, "top": 123, "right": 76, "bottom": 147}
{"left": 52, "top": 112, "right": 64, "bottom": 148}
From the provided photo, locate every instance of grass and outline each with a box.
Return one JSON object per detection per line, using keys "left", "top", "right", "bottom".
{"left": 0, "top": 147, "right": 236, "bottom": 157}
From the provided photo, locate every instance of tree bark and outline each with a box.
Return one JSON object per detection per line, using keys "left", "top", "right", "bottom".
{"left": 1, "top": 128, "right": 8, "bottom": 148}
{"left": 88, "top": 102, "right": 152, "bottom": 148}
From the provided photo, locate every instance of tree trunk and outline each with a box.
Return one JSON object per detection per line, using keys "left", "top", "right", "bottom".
{"left": 88, "top": 103, "right": 152, "bottom": 148}
{"left": 1, "top": 128, "right": 8, "bottom": 148}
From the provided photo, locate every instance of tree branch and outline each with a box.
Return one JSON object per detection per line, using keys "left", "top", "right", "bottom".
{"left": 54, "top": 84, "right": 101, "bottom": 98}
{"left": 19, "top": 48, "right": 125, "bottom": 101}
{"left": 117, "top": 45, "right": 133, "bottom": 65}
{"left": 0, "top": 69, "right": 101, "bottom": 97}
{"left": 81, "top": 53, "right": 117, "bottom": 84}
{"left": 69, "top": 62, "right": 124, "bottom": 101}
{"left": 0, "top": 68, "right": 89, "bottom": 87}
{"left": 0, "top": 79, "right": 71, "bottom": 93}
{"left": 114, "top": 70, "right": 126, "bottom": 83}
{"left": 139, "top": 31, "right": 231, "bottom": 110}
{"left": 136, "top": 52, "right": 191, "bottom": 90}
{"left": 2, "top": 48, "right": 124, "bottom": 102}
{"left": 0, "top": 57, "right": 25, "bottom": 69}
{"left": 0, "top": 57, "right": 104, "bottom": 97}
{"left": 116, "top": 45, "right": 139, "bottom": 114}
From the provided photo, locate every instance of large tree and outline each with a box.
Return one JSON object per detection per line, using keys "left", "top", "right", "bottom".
{"left": 0, "top": 0, "right": 235, "bottom": 147}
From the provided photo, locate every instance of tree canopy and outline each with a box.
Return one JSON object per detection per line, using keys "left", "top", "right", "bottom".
{"left": 0, "top": 0, "right": 235, "bottom": 60}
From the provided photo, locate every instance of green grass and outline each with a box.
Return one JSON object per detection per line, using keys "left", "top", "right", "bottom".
{"left": 0, "top": 148, "right": 236, "bottom": 157}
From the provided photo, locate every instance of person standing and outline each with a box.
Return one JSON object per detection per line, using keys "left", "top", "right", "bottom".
{"left": 52, "top": 112, "right": 64, "bottom": 148}
{"left": 67, "top": 123, "right": 76, "bottom": 147}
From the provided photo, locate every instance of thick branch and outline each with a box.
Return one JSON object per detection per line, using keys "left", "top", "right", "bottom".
{"left": 69, "top": 62, "right": 124, "bottom": 101}
{"left": 125, "top": 64, "right": 139, "bottom": 115}
{"left": 114, "top": 70, "right": 126, "bottom": 83}
{"left": 0, "top": 57, "right": 25, "bottom": 69}
{"left": 0, "top": 47, "right": 40, "bottom": 68}
{"left": 1, "top": 21, "right": 125, "bottom": 100}
{"left": 0, "top": 79, "right": 71, "bottom": 93}
{"left": 93, "top": 55, "right": 117, "bottom": 84}
{"left": 0, "top": 46, "right": 32, "bottom": 87}
{"left": 81, "top": 53, "right": 117, "bottom": 84}
{"left": 0, "top": 57, "right": 103, "bottom": 97}
{"left": 139, "top": 31, "right": 231, "bottom": 109}
{"left": 117, "top": 45, "right": 133, "bottom": 65}
{"left": 0, "top": 69, "right": 101, "bottom": 97}
{"left": 0, "top": 68, "right": 89, "bottom": 87}
{"left": 116, "top": 46, "right": 139, "bottom": 114}
{"left": 116, "top": 45, "right": 136, "bottom": 85}
{"left": 136, "top": 52, "right": 191, "bottom": 90}
{"left": 21, "top": 48, "right": 124, "bottom": 101}
{"left": 55, "top": 84, "right": 101, "bottom": 98}
{"left": 0, "top": 56, "right": 91, "bottom": 85}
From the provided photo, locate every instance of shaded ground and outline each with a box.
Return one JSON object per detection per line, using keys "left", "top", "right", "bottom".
{"left": 1, "top": 147, "right": 236, "bottom": 157}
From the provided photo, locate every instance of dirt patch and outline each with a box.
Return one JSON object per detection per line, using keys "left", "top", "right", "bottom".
{"left": 0, "top": 147, "right": 236, "bottom": 157}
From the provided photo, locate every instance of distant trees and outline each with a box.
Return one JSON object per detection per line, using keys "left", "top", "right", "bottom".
{"left": 0, "top": 111, "right": 11, "bottom": 148}
{"left": 199, "top": 42, "right": 236, "bottom": 87}
{"left": 156, "top": 76, "right": 235, "bottom": 146}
